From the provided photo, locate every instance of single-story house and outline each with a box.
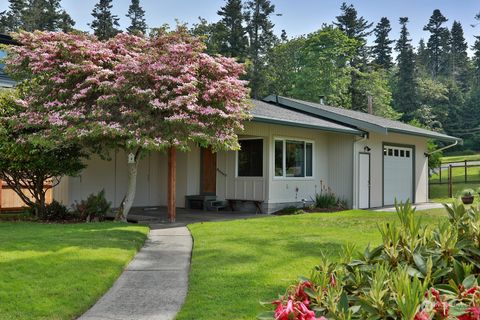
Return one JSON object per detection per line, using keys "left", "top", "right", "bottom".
{"left": 53, "top": 95, "right": 461, "bottom": 213}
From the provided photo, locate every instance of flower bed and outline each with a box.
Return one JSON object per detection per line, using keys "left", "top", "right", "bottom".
{"left": 259, "top": 201, "right": 480, "bottom": 320}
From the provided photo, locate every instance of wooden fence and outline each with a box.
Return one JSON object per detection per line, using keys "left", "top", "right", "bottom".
{"left": 0, "top": 180, "right": 52, "bottom": 212}
{"left": 429, "top": 160, "right": 480, "bottom": 198}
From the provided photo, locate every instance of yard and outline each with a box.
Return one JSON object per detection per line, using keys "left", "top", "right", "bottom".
{"left": 0, "top": 222, "right": 148, "bottom": 320}
{"left": 176, "top": 208, "right": 447, "bottom": 320}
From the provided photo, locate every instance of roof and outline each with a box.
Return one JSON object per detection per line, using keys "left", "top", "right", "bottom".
{"left": 250, "top": 100, "right": 363, "bottom": 135}
{"left": 0, "top": 34, "right": 18, "bottom": 45}
{"left": 263, "top": 95, "right": 462, "bottom": 143}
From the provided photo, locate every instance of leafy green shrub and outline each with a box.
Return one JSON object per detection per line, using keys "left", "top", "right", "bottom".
{"left": 312, "top": 192, "right": 337, "bottom": 208}
{"left": 260, "top": 201, "right": 480, "bottom": 319}
{"left": 72, "top": 190, "right": 111, "bottom": 222}
{"left": 38, "top": 200, "right": 75, "bottom": 221}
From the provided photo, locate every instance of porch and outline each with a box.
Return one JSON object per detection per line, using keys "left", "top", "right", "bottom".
{"left": 124, "top": 206, "right": 266, "bottom": 226}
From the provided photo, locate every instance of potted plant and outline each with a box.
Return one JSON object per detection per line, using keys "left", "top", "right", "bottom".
{"left": 461, "top": 189, "right": 475, "bottom": 205}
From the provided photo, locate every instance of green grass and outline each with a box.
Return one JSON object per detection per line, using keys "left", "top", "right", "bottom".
{"left": 441, "top": 153, "right": 480, "bottom": 163}
{"left": 177, "top": 209, "right": 447, "bottom": 320}
{"left": 430, "top": 165, "right": 480, "bottom": 184}
{"left": 429, "top": 182, "right": 480, "bottom": 201}
{"left": 0, "top": 222, "right": 149, "bottom": 320}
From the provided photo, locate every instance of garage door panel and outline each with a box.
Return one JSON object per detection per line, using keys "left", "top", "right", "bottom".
{"left": 384, "top": 146, "right": 413, "bottom": 206}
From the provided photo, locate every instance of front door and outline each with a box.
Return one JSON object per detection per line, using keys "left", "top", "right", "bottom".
{"left": 358, "top": 152, "right": 370, "bottom": 209}
{"left": 201, "top": 147, "right": 216, "bottom": 195}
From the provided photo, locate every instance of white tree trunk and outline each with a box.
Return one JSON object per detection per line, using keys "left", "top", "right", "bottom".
{"left": 115, "top": 152, "right": 140, "bottom": 222}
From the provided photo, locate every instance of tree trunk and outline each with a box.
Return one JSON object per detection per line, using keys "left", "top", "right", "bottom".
{"left": 115, "top": 149, "right": 141, "bottom": 222}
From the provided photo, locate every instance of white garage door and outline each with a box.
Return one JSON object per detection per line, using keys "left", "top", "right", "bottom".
{"left": 384, "top": 146, "right": 413, "bottom": 206}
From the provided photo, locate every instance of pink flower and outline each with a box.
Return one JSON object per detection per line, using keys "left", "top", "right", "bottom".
{"left": 414, "top": 310, "right": 430, "bottom": 320}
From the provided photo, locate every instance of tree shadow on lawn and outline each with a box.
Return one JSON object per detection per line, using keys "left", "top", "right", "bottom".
{"left": 0, "top": 249, "right": 132, "bottom": 320}
{"left": 0, "top": 222, "right": 148, "bottom": 253}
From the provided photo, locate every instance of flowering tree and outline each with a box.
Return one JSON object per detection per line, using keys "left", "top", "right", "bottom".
{"left": 4, "top": 29, "right": 251, "bottom": 221}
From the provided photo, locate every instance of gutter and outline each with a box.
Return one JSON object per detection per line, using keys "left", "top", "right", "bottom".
{"left": 425, "top": 140, "right": 460, "bottom": 156}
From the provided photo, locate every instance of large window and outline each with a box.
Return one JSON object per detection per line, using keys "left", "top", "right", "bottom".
{"left": 237, "top": 139, "right": 263, "bottom": 177}
{"left": 275, "top": 139, "right": 313, "bottom": 178}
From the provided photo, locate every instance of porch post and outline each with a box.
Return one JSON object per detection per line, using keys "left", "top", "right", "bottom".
{"left": 167, "top": 147, "right": 176, "bottom": 223}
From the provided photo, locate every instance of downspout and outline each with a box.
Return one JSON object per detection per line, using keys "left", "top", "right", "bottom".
{"left": 425, "top": 139, "right": 460, "bottom": 156}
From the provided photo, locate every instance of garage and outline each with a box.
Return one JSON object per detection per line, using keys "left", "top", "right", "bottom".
{"left": 383, "top": 145, "right": 414, "bottom": 206}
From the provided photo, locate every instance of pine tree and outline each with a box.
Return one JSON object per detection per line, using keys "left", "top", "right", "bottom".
{"left": 0, "top": 0, "right": 26, "bottom": 32}
{"left": 90, "top": 0, "right": 120, "bottom": 40}
{"left": 450, "top": 21, "right": 470, "bottom": 91}
{"left": 126, "top": 0, "right": 147, "bottom": 35}
{"left": 216, "top": 0, "right": 248, "bottom": 59}
{"left": 0, "top": 0, "right": 74, "bottom": 32}
{"left": 416, "top": 39, "right": 430, "bottom": 77}
{"left": 334, "top": 2, "right": 373, "bottom": 111}
{"left": 394, "top": 17, "right": 417, "bottom": 121}
{"left": 244, "top": 0, "right": 276, "bottom": 99}
{"left": 423, "top": 9, "right": 450, "bottom": 79}
{"left": 372, "top": 17, "right": 394, "bottom": 69}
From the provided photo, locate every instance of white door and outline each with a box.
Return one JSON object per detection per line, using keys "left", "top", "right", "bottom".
{"left": 358, "top": 153, "right": 370, "bottom": 209}
{"left": 384, "top": 146, "right": 413, "bottom": 206}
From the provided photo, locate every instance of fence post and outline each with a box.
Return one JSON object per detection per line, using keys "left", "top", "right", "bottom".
{"left": 465, "top": 160, "right": 468, "bottom": 183}
{"left": 448, "top": 164, "right": 453, "bottom": 198}
{"left": 439, "top": 164, "right": 442, "bottom": 183}
{"left": 0, "top": 180, "right": 2, "bottom": 212}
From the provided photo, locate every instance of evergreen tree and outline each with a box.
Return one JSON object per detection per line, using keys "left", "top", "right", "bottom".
{"left": 394, "top": 17, "right": 417, "bottom": 121}
{"left": 217, "top": 0, "right": 248, "bottom": 59}
{"left": 423, "top": 9, "right": 450, "bottom": 79}
{"left": 190, "top": 17, "right": 225, "bottom": 55}
{"left": 126, "top": 0, "right": 147, "bottom": 35}
{"left": 416, "top": 39, "right": 430, "bottom": 77}
{"left": 90, "top": 0, "right": 120, "bottom": 40}
{"left": 372, "top": 17, "right": 394, "bottom": 69}
{"left": 334, "top": 2, "right": 373, "bottom": 111}
{"left": 449, "top": 21, "right": 469, "bottom": 91}
{"left": 473, "top": 38, "right": 480, "bottom": 86}
{"left": 244, "top": 0, "right": 276, "bottom": 99}
{"left": 0, "top": 0, "right": 26, "bottom": 32}
{"left": 0, "top": 0, "right": 74, "bottom": 32}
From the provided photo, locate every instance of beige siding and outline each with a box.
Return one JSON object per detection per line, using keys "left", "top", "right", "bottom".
{"left": 326, "top": 133, "right": 355, "bottom": 207}
{"left": 353, "top": 132, "right": 428, "bottom": 208}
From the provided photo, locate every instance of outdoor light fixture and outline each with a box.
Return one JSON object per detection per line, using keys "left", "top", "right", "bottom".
{"left": 364, "top": 146, "right": 371, "bottom": 152}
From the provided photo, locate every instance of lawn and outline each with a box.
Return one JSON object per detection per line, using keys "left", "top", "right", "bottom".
{"left": 441, "top": 153, "right": 480, "bottom": 163}
{"left": 0, "top": 222, "right": 149, "bottom": 320}
{"left": 177, "top": 208, "right": 447, "bottom": 320}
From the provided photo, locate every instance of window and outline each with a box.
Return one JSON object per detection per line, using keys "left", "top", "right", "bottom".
{"left": 237, "top": 139, "right": 263, "bottom": 177}
{"left": 274, "top": 139, "right": 313, "bottom": 178}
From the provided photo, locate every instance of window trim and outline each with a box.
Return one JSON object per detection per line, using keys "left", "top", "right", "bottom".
{"left": 273, "top": 136, "right": 315, "bottom": 180}
{"left": 235, "top": 137, "right": 264, "bottom": 178}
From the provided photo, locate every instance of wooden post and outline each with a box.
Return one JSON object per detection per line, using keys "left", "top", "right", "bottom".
{"left": 465, "top": 160, "right": 468, "bottom": 183}
{"left": 167, "top": 147, "right": 176, "bottom": 223}
{"left": 0, "top": 179, "right": 2, "bottom": 212}
{"left": 439, "top": 164, "right": 442, "bottom": 183}
{"left": 448, "top": 164, "right": 453, "bottom": 198}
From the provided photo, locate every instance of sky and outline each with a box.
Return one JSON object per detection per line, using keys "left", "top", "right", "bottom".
{"left": 1, "top": 0, "right": 480, "bottom": 53}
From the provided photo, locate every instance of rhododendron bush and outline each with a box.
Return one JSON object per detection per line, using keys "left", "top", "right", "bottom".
{"left": 259, "top": 202, "right": 480, "bottom": 320}
{"left": 3, "top": 29, "right": 250, "bottom": 220}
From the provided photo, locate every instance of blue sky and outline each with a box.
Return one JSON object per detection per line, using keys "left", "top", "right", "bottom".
{"left": 1, "top": 0, "right": 480, "bottom": 53}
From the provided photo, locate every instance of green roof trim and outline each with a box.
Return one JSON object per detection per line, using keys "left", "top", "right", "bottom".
{"left": 264, "top": 95, "right": 462, "bottom": 144}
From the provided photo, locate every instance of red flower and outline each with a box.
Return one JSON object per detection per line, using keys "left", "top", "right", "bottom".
{"left": 295, "top": 281, "right": 313, "bottom": 302}
{"left": 329, "top": 273, "right": 336, "bottom": 287}
{"left": 414, "top": 310, "right": 430, "bottom": 320}
{"left": 458, "top": 306, "right": 480, "bottom": 320}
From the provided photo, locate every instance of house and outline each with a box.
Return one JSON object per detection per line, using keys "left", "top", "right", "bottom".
{"left": 53, "top": 95, "right": 461, "bottom": 213}
{"left": 0, "top": 33, "right": 17, "bottom": 88}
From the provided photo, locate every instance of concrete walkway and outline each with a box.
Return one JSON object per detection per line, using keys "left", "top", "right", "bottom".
{"left": 79, "top": 224, "right": 193, "bottom": 320}
{"left": 371, "top": 202, "right": 444, "bottom": 212}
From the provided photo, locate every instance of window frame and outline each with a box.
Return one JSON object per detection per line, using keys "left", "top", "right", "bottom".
{"left": 235, "top": 137, "right": 264, "bottom": 178}
{"left": 273, "top": 137, "right": 315, "bottom": 180}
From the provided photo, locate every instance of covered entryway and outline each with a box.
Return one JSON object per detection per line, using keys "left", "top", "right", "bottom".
{"left": 358, "top": 152, "right": 370, "bottom": 209}
{"left": 383, "top": 144, "right": 414, "bottom": 206}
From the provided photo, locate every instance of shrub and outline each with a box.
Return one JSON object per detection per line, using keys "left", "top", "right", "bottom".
{"left": 275, "top": 206, "right": 305, "bottom": 216}
{"left": 259, "top": 201, "right": 480, "bottom": 319}
{"left": 312, "top": 187, "right": 338, "bottom": 209}
{"left": 72, "top": 190, "right": 111, "bottom": 222}
{"left": 38, "top": 200, "right": 75, "bottom": 222}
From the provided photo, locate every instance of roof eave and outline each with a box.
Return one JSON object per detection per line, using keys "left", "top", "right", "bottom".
{"left": 388, "top": 128, "right": 463, "bottom": 144}
{"left": 264, "top": 95, "right": 389, "bottom": 135}
{"left": 252, "top": 116, "right": 364, "bottom": 136}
